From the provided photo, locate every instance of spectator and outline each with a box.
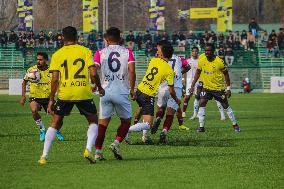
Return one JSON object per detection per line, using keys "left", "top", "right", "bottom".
{"left": 87, "top": 30, "right": 96, "bottom": 50}
{"left": 247, "top": 31, "right": 256, "bottom": 51}
{"left": 46, "top": 31, "right": 55, "bottom": 49}
{"left": 218, "top": 33, "right": 225, "bottom": 47}
{"left": 217, "top": 46, "right": 225, "bottom": 61}
{"left": 266, "top": 40, "right": 276, "bottom": 57}
{"left": 143, "top": 30, "right": 152, "bottom": 43}
{"left": 126, "top": 30, "right": 135, "bottom": 50}
{"left": 177, "top": 31, "right": 186, "bottom": 47}
{"left": 26, "top": 31, "right": 35, "bottom": 48}
{"left": 186, "top": 30, "right": 197, "bottom": 46}
{"left": 225, "top": 47, "right": 234, "bottom": 66}
{"left": 145, "top": 39, "right": 153, "bottom": 57}
{"left": 135, "top": 32, "right": 143, "bottom": 51}
{"left": 153, "top": 31, "right": 161, "bottom": 45}
{"left": 171, "top": 31, "right": 179, "bottom": 45}
{"left": 156, "top": 12, "right": 165, "bottom": 31}
{"left": 210, "top": 31, "right": 217, "bottom": 45}
{"left": 248, "top": 18, "right": 260, "bottom": 38}
{"left": 241, "top": 78, "right": 253, "bottom": 93}
{"left": 234, "top": 31, "right": 241, "bottom": 49}
{"left": 226, "top": 30, "right": 234, "bottom": 48}
{"left": 37, "top": 31, "right": 46, "bottom": 48}
{"left": 0, "top": 31, "right": 8, "bottom": 47}
{"left": 260, "top": 30, "right": 269, "bottom": 45}
{"left": 240, "top": 30, "right": 248, "bottom": 50}
{"left": 8, "top": 30, "right": 18, "bottom": 44}
{"left": 161, "top": 31, "right": 169, "bottom": 42}
{"left": 278, "top": 28, "right": 284, "bottom": 56}
{"left": 96, "top": 32, "right": 104, "bottom": 49}
{"left": 78, "top": 33, "right": 85, "bottom": 46}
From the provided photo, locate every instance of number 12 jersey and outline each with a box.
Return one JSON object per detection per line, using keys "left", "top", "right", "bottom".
{"left": 49, "top": 44, "right": 95, "bottom": 101}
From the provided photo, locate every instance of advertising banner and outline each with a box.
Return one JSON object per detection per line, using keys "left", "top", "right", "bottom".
{"left": 17, "top": 0, "right": 33, "bottom": 31}
{"left": 217, "top": 0, "right": 232, "bottom": 32}
{"left": 271, "top": 77, "right": 284, "bottom": 93}
{"left": 83, "top": 0, "right": 99, "bottom": 32}
{"left": 149, "top": 0, "right": 165, "bottom": 31}
{"left": 190, "top": 8, "right": 217, "bottom": 19}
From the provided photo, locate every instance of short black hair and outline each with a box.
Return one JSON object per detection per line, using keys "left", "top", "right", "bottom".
{"left": 105, "top": 27, "right": 121, "bottom": 42}
{"left": 62, "top": 26, "right": 77, "bottom": 41}
{"left": 205, "top": 43, "right": 216, "bottom": 52}
{"left": 37, "top": 52, "right": 48, "bottom": 60}
{"left": 157, "top": 40, "right": 174, "bottom": 59}
{"left": 192, "top": 46, "right": 199, "bottom": 51}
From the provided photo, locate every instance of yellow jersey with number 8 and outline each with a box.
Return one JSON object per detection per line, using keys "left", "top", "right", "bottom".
{"left": 49, "top": 44, "right": 95, "bottom": 101}
{"left": 138, "top": 57, "right": 174, "bottom": 97}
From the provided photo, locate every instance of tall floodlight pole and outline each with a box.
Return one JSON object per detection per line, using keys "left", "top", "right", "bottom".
{"left": 106, "top": 0, "right": 108, "bottom": 30}
{"left": 123, "top": 0, "right": 125, "bottom": 32}
{"left": 103, "top": 0, "right": 106, "bottom": 33}
{"left": 56, "top": 0, "right": 59, "bottom": 31}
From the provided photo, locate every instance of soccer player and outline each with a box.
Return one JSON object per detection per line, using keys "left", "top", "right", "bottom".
{"left": 184, "top": 50, "right": 226, "bottom": 120}
{"left": 151, "top": 55, "right": 190, "bottom": 134}
{"left": 182, "top": 47, "right": 199, "bottom": 119}
{"left": 38, "top": 26, "right": 104, "bottom": 165}
{"left": 93, "top": 27, "right": 136, "bottom": 160}
{"left": 127, "top": 40, "right": 181, "bottom": 142}
{"left": 189, "top": 43, "right": 240, "bottom": 132}
{"left": 20, "top": 52, "right": 64, "bottom": 142}
{"left": 152, "top": 54, "right": 190, "bottom": 143}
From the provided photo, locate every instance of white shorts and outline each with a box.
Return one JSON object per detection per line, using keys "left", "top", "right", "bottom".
{"left": 99, "top": 93, "right": 132, "bottom": 119}
{"left": 167, "top": 87, "right": 182, "bottom": 111}
{"left": 186, "top": 79, "right": 200, "bottom": 96}
{"left": 156, "top": 89, "right": 170, "bottom": 108}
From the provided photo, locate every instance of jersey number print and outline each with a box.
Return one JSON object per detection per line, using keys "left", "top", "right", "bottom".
{"left": 61, "top": 58, "right": 86, "bottom": 80}
{"left": 108, "top": 52, "right": 121, "bottom": 72}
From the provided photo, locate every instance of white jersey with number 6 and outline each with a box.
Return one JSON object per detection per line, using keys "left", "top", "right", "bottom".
{"left": 93, "top": 45, "right": 135, "bottom": 94}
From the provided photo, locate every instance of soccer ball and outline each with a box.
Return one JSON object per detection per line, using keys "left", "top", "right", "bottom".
{"left": 26, "top": 69, "right": 41, "bottom": 83}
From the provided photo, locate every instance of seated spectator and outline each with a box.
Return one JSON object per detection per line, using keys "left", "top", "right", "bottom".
{"left": 26, "top": 31, "right": 35, "bottom": 48}
{"left": 46, "top": 31, "right": 55, "bottom": 49}
{"left": 145, "top": 39, "right": 153, "bottom": 57}
{"left": 8, "top": 30, "right": 18, "bottom": 44}
{"left": 234, "top": 31, "right": 241, "bottom": 49}
{"left": 247, "top": 31, "right": 256, "bottom": 51}
{"left": 161, "top": 31, "right": 169, "bottom": 42}
{"left": 225, "top": 47, "right": 234, "bottom": 66}
{"left": 153, "top": 31, "right": 161, "bottom": 45}
{"left": 240, "top": 30, "right": 248, "bottom": 50}
{"left": 218, "top": 33, "right": 225, "bottom": 47}
{"left": 260, "top": 30, "right": 269, "bottom": 45}
{"left": 135, "top": 32, "right": 143, "bottom": 51}
{"left": 96, "top": 32, "right": 104, "bottom": 49}
{"left": 217, "top": 46, "right": 225, "bottom": 61}
{"left": 36, "top": 31, "right": 46, "bottom": 48}
{"left": 78, "top": 33, "right": 85, "bottom": 46}
{"left": 177, "top": 31, "right": 186, "bottom": 47}
{"left": 278, "top": 28, "right": 284, "bottom": 56}
{"left": 87, "top": 30, "right": 96, "bottom": 50}
{"left": 0, "top": 31, "right": 8, "bottom": 47}
{"left": 171, "top": 31, "right": 178, "bottom": 45}
{"left": 186, "top": 30, "right": 197, "bottom": 46}
{"left": 266, "top": 40, "right": 275, "bottom": 57}
{"left": 143, "top": 30, "right": 152, "bottom": 43}
{"left": 226, "top": 30, "right": 234, "bottom": 48}
{"left": 126, "top": 30, "right": 135, "bottom": 50}
{"left": 241, "top": 78, "right": 253, "bottom": 93}
{"left": 210, "top": 31, "right": 217, "bottom": 45}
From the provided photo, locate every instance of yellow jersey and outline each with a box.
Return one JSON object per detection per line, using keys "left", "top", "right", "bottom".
{"left": 138, "top": 57, "right": 174, "bottom": 97}
{"left": 197, "top": 55, "right": 226, "bottom": 91}
{"left": 24, "top": 65, "right": 51, "bottom": 98}
{"left": 49, "top": 44, "right": 95, "bottom": 101}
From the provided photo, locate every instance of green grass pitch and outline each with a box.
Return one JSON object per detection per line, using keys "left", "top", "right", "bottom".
{"left": 0, "top": 94, "right": 283, "bottom": 188}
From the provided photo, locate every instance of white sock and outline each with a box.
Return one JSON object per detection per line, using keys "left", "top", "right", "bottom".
{"left": 216, "top": 100, "right": 225, "bottom": 118}
{"left": 86, "top": 123, "right": 98, "bottom": 152}
{"left": 162, "top": 128, "right": 168, "bottom": 135}
{"left": 35, "top": 119, "right": 45, "bottom": 130}
{"left": 42, "top": 127, "right": 57, "bottom": 158}
{"left": 142, "top": 130, "right": 148, "bottom": 137}
{"left": 193, "top": 99, "right": 199, "bottom": 115}
{"left": 225, "top": 106, "right": 237, "bottom": 125}
{"left": 198, "top": 107, "right": 206, "bottom": 128}
{"left": 128, "top": 122, "right": 150, "bottom": 132}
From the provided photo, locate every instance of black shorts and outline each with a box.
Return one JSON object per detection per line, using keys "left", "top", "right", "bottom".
{"left": 200, "top": 88, "right": 228, "bottom": 103}
{"left": 136, "top": 89, "right": 155, "bottom": 116}
{"left": 29, "top": 98, "right": 49, "bottom": 112}
{"left": 53, "top": 99, "right": 97, "bottom": 116}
